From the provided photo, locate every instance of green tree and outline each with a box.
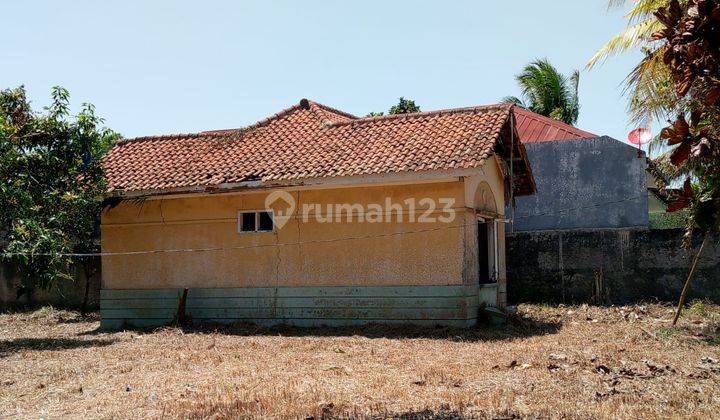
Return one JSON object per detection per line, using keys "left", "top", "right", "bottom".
{"left": 365, "top": 111, "right": 385, "bottom": 117}
{"left": 0, "top": 86, "right": 118, "bottom": 308}
{"left": 647, "top": 0, "right": 720, "bottom": 324}
{"left": 502, "top": 59, "right": 581, "bottom": 125}
{"left": 388, "top": 97, "right": 420, "bottom": 114}
{"left": 367, "top": 97, "right": 421, "bottom": 117}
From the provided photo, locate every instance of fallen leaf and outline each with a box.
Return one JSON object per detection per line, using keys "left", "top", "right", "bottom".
{"left": 519, "top": 363, "right": 532, "bottom": 370}
{"left": 595, "top": 365, "right": 611, "bottom": 374}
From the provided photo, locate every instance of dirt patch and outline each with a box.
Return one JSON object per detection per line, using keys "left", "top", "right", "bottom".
{"left": 1, "top": 303, "right": 719, "bottom": 418}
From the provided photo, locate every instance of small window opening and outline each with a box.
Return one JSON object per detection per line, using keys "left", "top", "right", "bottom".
{"left": 238, "top": 211, "right": 274, "bottom": 233}
{"left": 258, "top": 211, "right": 274, "bottom": 231}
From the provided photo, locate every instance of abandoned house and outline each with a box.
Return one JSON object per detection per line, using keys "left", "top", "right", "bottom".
{"left": 99, "top": 99, "right": 535, "bottom": 328}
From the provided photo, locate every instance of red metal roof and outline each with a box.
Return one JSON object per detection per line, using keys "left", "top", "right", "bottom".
{"left": 514, "top": 107, "right": 596, "bottom": 143}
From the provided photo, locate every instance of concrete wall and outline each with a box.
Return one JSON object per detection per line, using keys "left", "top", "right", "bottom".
{"left": 506, "top": 228, "right": 720, "bottom": 304}
{"left": 99, "top": 160, "right": 507, "bottom": 328}
{"left": 1, "top": 259, "right": 101, "bottom": 310}
{"left": 509, "top": 136, "right": 648, "bottom": 232}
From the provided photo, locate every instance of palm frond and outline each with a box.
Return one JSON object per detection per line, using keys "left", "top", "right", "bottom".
{"left": 566, "top": 70, "right": 581, "bottom": 124}
{"left": 624, "top": 46, "right": 679, "bottom": 126}
{"left": 606, "top": 0, "right": 630, "bottom": 10}
{"left": 624, "top": 0, "right": 669, "bottom": 22}
{"left": 501, "top": 96, "right": 525, "bottom": 107}
{"left": 586, "top": 18, "right": 662, "bottom": 69}
{"left": 648, "top": 133, "right": 669, "bottom": 157}
{"left": 652, "top": 148, "right": 697, "bottom": 186}
{"left": 511, "top": 58, "right": 581, "bottom": 125}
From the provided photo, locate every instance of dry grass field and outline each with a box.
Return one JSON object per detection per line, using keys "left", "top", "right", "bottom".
{"left": 1, "top": 302, "right": 719, "bottom": 419}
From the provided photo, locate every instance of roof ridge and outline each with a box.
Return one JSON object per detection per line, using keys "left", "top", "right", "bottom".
{"left": 118, "top": 101, "right": 312, "bottom": 144}
{"left": 307, "top": 100, "right": 358, "bottom": 120}
{"left": 223, "top": 101, "right": 307, "bottom": 135}
{"left": 514, "top": 107, "right": 596, "bottom": 137}
{"left": 104, "top": 99, "right": 537, "bottom": 197}
{"left": 328, "top": 103, "right": 513, "bottom": 127}
{"left": 116, "top": 132, "right": 232, "bottom": 145}
{"left": 115, "top": 101, "right": 515, "bottom": 145}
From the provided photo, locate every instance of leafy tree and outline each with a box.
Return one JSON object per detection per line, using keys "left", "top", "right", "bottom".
{"left": 648, "top": 0, "right": 720, "bottom": 324}
{"left": 366, "top": 97, "right": 421, "bottom": 117}
{"left": 502, "top": 59, "right": 581, "bottom": 125}
{"left": 365, "top": 111, "right": 385, "bottom": 117}
{"left": 388, "top": 97, "right": 420, "bottom": 114}
{"left": 0, "top": 86, "right": 118, "bottom": 309}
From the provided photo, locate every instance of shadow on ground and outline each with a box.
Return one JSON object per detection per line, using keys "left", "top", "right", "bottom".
{"left": 194, "top": 315, "right": 559, "bottom": 343}
{"left": 87, "top": 311, "right": 561, "bottom": 343}
{"left": 0, "top": 337, "right": 115, "bottom": 357}
{"left": 183, "top": 403, "right": 520, "bottom": 419}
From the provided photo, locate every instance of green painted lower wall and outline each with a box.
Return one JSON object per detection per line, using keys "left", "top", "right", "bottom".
{"left": 99, "top": 285, "right": 483, "bottom": 329}
{"left": 99, "top": 288, "right": 182, "bottom": 329}
{"left": 478, "top": 284, "right": 498, "bottom": 306}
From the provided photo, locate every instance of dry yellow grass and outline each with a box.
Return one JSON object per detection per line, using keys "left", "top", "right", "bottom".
{"left": 1, "top": 303, "right": 719, "bottom": 419}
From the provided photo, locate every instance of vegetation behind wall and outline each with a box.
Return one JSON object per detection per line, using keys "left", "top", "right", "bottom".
{"left": 0, "top": 257, "right": 101, "bottom": 310}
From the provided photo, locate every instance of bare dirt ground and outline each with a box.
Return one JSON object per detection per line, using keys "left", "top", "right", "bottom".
{"left": 1, "top": 303, "right": 719, "bottom": 419}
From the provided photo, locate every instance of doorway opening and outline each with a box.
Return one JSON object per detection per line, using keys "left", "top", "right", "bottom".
{"left": 478, "top": 220, "right": 490, "bottom": 284}
{"left": 477, "top": 218, "right": 499, "bottom": 284}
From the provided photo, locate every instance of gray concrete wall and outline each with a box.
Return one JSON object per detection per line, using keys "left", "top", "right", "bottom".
{"left": 506, "top": 228, "right": 720, "bottom": 304}
{"left": 509, "top": 137, "right": 648, "bottom": 232}
{"left": 0, "top": 259, "right": 101, "bottom": 310}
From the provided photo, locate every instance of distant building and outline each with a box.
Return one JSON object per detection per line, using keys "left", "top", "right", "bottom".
{"left": 509, "top": 136, "right": 648, "bottom": 232}
{"left": 505, "top": 108, "right": 651, "bottom": 232}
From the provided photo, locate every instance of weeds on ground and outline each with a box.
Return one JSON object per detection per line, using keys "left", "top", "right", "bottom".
{"left": 685, "top": 299, "right": 711, "bottom": 318}
{"left": 1, "top": 303, "right": 720, "bottom": 419}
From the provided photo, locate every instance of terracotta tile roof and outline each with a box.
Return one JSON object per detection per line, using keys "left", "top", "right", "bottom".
{"left": 104, "top": 99, "right": 535, "bottom": 196}
{"left": 514, "top": 107, "right": 596, "bottom": 143}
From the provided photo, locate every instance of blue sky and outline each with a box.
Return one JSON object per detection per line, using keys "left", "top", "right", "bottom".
{"left": 2, "top": 1, "right": 642, "bottom": 142}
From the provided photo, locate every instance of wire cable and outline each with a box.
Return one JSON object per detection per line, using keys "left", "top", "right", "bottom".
{"left": 0, "top": 193, "right": 649, "bottom": 258}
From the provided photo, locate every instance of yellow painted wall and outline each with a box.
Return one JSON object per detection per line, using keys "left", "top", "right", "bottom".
{"left": 102, "top": 163, "right": 507, "bottom": 291}
{"left": 103, "top": 181, "right": 462, "bottom": 289}
{"left": 462, "top": 157, "right": 508, "bottom": 307}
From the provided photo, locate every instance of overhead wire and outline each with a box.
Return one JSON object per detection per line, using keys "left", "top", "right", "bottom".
{"left": 0, "top": 193, "right": 649, "bottom": 258}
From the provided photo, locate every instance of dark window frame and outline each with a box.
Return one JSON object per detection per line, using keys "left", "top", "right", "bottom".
{"left": 237, "top": 210, "right": 274, "bottom": 233}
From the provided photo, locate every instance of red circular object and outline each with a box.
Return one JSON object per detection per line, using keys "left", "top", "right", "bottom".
{"left": 628, "top": 128, "right": 652, "bottom": 145}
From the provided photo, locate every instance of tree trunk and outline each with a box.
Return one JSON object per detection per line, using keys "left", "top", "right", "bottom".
{"left": 672, "top": 234, "right": 710, "bottom": 326}
{"left": 81, "top": 262, "right": 93, "bottom": 317}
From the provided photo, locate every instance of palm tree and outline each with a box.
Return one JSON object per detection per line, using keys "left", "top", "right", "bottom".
{"left": 502, "top": 59, "right": 580, "bottom": 125}
{"left": 586, "top": 0, "right": 678, "bottom": 126}
{"left": 589, "top": 0, "right": 683, "bottom": 185}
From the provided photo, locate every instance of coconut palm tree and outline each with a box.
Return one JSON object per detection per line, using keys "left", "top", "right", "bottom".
{"left": 502, "top": 59, "right": 580, "bottom": 125}
{"left": 586, "top": 0, "right": 677, "bottom": 126}
{"left": 588, "top": 0, "right": 685, "bottom": 189}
